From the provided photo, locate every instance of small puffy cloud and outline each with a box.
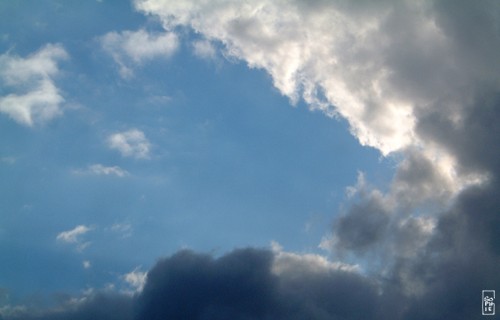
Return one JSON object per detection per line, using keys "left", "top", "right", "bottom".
{"left": 107, "top": 129, "right": 151, "bottom": 159}
{"left": 123, "top": 267, "right": 147, "bottom": 294}
{"left": 73, "top": 164, "right": 129, "bottom": 177}
{"left": 192, "top": 39, "right": 217, "bottom": 60}
{"left": 100, "top": 29, "right": 178, "bottom": 78}
{"left": 57, "top": 225, "right": 93, "bottom": 252}
{"left": 83, "top": 260, "right": 91, "bottom": 269}
{"left": 0, "top": 44, "right": 68, "bottom": 126}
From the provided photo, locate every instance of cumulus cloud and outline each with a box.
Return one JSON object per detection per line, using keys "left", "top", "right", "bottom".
{"left": 129, "top": 0, "right": 500, "bottom": 318}
{"left": 0, "top": 44, "right": 68, "bottom": 126}
{"left": 4, "top": 240, "right": 500, "bottom": 319}
{"left": 100, "top": 29, "right": 178, "bottom": 78}
{"left": 107, "top": 129, "right": 151, "bottom": 159}
{"left": 133, "top": 0, "right": 495, "bottom": 196}
{"left": 1, "top": 248, "right": 379, "bottom": 320}
{"left": 73, "top": 164, "right": 129, "bottom": 177}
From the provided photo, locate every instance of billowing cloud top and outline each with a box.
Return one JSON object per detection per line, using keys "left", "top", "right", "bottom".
{"left": 134, "top": 0, "right": 498, "bottom": 185}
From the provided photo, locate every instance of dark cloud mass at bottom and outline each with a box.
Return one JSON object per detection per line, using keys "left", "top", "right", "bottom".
{"left": 4, "top": 176, "right": 500, "bottom": 320}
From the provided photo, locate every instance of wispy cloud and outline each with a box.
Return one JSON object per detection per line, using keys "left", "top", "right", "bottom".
{"left": 56, "top": 225, "right": 93, "bottom": 252}
{"left": 0, "top": 44, "right": 68, "bottom": 126}
{"left": 192, "top": 39, "right": 217, "bottom": 60}
{"left": 110, "top": 222, "right": 133, "bottom": 238}
{"left": 73, "top": 164, "right": 129, "bottom": 177}
{"left": 100, "top": 29, "right": 178, "bottom": 78}
{"left": 107, "top": 129, "right": 151, "bottom": 159}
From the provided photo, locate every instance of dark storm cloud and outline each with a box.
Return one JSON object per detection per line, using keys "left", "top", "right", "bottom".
{"left": 1, "top": 249, "right": 381, "bottom": 320}
{"left": 416, "top": 92, "right": 500, "bottom": 177}
{"left": 135, "top": 249, "right": 279, "bottom": 319}
{"left": 3, "top": 218, "right": 499, "bottom": 320}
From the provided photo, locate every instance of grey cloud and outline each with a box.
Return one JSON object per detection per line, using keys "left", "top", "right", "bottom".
{"left": 3, "top": 237, "right": 499, "bottom": 320}
{"left": 334, "top": 195, "right": 390, "bottom": 252}
{"left": 1, "top": 249, "right": 381, "bottom": 320}
{"left": 416, "top": 92, "right": 500, "bottom": 177}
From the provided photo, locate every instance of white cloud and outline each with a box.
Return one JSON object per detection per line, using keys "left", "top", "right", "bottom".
{"left": 133, "top": 0, "right": 492, "bottom": 219}
{"left": 100, "top": 29, "right": 178, "bottom": 78}
{"left": 270, "top": 241, "right": 358, "bottom": 276}
{"left": 73, "top": 164, "right": 129, "bottom": 177}
{"left": 123, "top": 267, "right": 147, "bottom": 293}
{"left": 0, "top": 44, "right": 68, "bottom": 126}
{"left": 83, "top": 260, "right": 91, "bottom": 269}
{"left": 57, "top": 225, "right": 93, "bottom": 252}
{"left": 107, "top": 129, "right": 151, "bottom": 159}
{"left": 57, "top": 225, "right": 92, "bottom": 243}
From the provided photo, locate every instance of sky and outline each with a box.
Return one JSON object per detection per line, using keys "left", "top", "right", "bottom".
{"left": 0, "top": 0, "right": 499, "bottom": 319}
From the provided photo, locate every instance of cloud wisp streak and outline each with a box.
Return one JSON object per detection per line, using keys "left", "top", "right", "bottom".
{"left": 100, "top": 29, "right": 178, "bottom": 78}
{"left": 73, "top": 164, "right": 130, "bottom": 177}
{"left": 56, "top": 225, "right": 93, "bottom": 252}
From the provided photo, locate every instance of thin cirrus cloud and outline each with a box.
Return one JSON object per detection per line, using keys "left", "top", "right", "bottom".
{"left": 73, "top": 164, "right": 130, "bottom": 177}
{"left": 0, "top": 44, "right": 68, "bottom": 126}
{"left": 100, "top": 29, "right": 178, "bottom": 78}
{"left": 107, "top": 129, "right": 151, "bottom": 159}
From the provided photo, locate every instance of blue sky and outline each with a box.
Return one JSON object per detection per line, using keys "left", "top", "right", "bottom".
{"left": 0, "top": 0, "right": 395, "bottom": 302}
{"left": 1, "top": 1, "right": 499, "bottom": 318}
